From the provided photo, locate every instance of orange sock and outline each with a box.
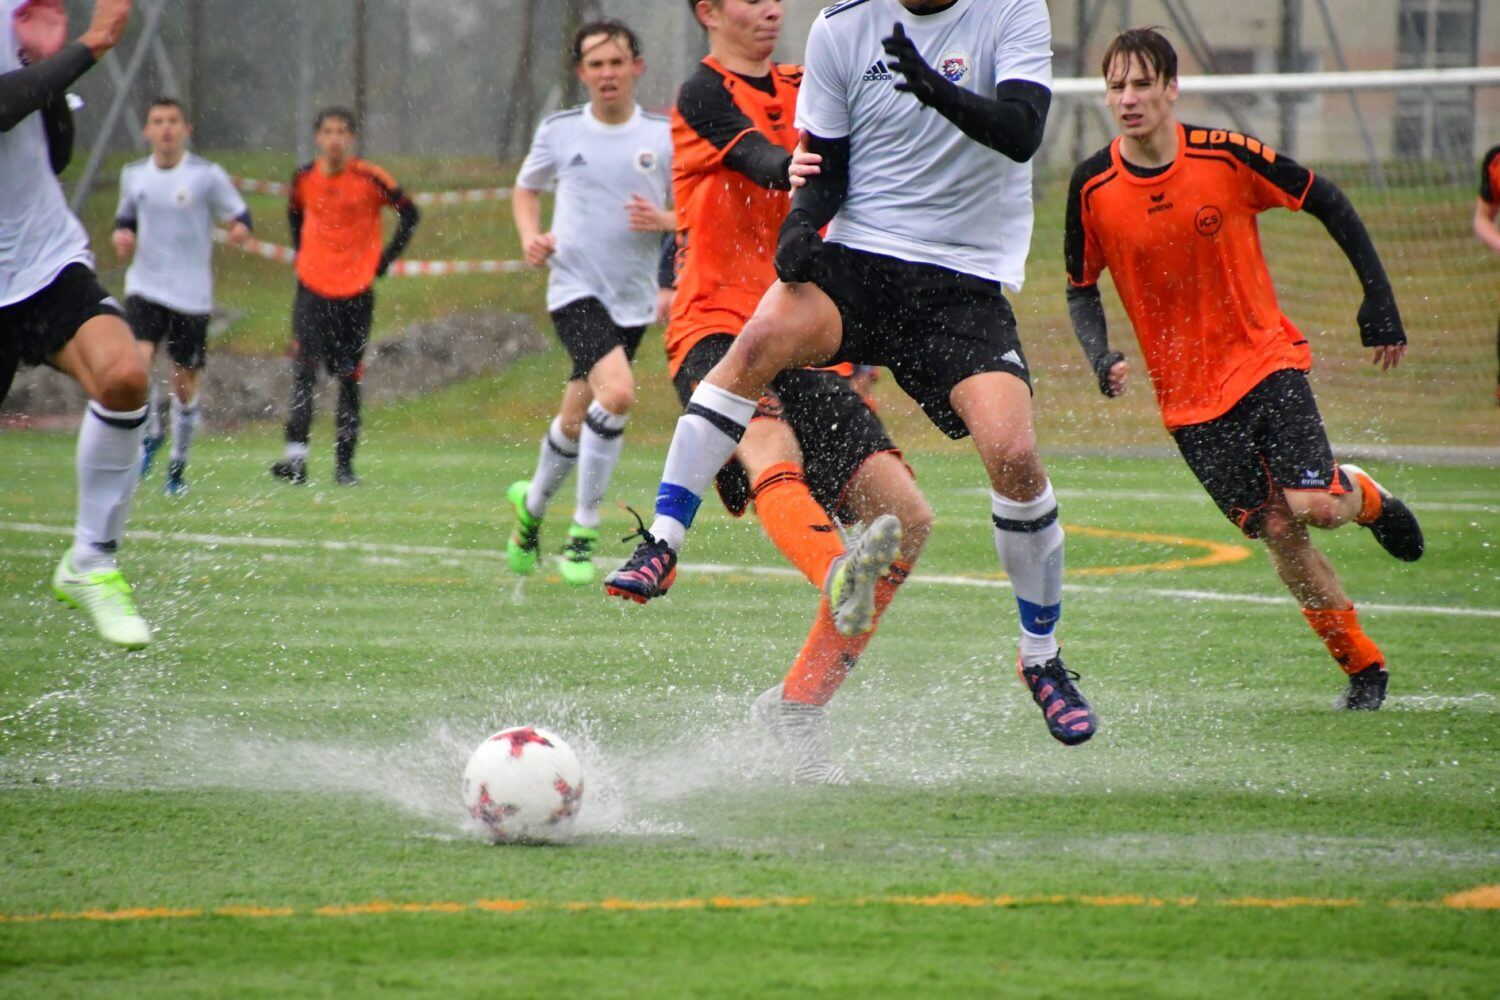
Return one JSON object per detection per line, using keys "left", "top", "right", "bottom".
{"left": 1302, "top": 605, "right": 1384, "bottom": 676}
{"left": 783, "top": 561, "right": 911, "bottom": 706}
{"left": 1344, "top": 468, "right": 1384, "bottom": 525}
{"left": 752, "top": 461, "right": 845, "bottom": 589}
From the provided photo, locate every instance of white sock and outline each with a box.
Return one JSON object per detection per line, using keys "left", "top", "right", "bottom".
{"left": 73, "top": 402, "right": 148, "bottom": 573}
{"left": 574, "top": 402, "right": 627, "bottom": 530}
{"left": 650, "top": 382, "right": 756, "bottom": 550}
{"left": 144, "top": 381, "right": 162, "bottom": 440}
{"left": 283, "top": 441, "right": 309, "bottom": 461}
{"left": 524, "top": 417, "right": 579, "bottom": 519}
{"left": 992, "top": 483, "right": 1064, "bottom": 668}
{"left": 169, "top": 393, "right": 200, "bottom": 464}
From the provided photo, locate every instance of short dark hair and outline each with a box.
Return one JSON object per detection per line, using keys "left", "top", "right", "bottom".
{"left": 1101, "top": 27, "right": 1178, "bottom": 84}
{"left": 145, "top": 96, "right": 186, "bottom": 121}
{"left": 573, "top": 19, "right": 641, "bottom": 64}
{"left": 314, "top": 106, "right": 359, "bottom": 134}
{"left": 686, "top": 0, "right": 719, "bottom": 29}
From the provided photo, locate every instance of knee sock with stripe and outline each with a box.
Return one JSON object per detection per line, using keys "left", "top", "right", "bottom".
{"left": 525, "top": 416, "right": 579, "bottom": 520}
{"left": 751, "top": 461, "right": 845, "bottom": 590}
{"left": 575, "top": 402, "right": 627, "bottom": 530}
{"left": 992, "top": 483, "right": 1065, "bottom": 668}
{"left": 650, "top": 382, "right": 757, "bottom": 551}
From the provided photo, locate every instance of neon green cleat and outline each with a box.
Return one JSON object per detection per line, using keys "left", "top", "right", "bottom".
{"left": 559, "top": 524, "right": 598, "bottom": 587}
{"left": 506, "top": 480, "right": 542, "bottom": 575}
{"left": 827, "top": 513, "right": 903, "bottom": 637}
{"left": 52, "top": 551, "right": 152, "bottom": 650}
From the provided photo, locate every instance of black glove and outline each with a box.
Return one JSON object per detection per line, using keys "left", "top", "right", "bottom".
{"left": 1091, "top": 350, "right": 1126, "bottom": 397}
{"left": 882, "top": 23, "right": 946, "bottom": 106}
{"left": 774, "top": 211, "right": 825, "bottom": 284}
{"left": 1356, "top": 285, "right": 1405, "bottom": 348}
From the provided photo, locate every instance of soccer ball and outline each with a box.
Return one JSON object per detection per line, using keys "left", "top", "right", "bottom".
{"left": 462, "top": 726, "right": 584, "bottom": 843}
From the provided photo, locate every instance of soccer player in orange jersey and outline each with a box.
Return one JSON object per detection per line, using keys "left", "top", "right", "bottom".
{"left": 619, "top": 0, "right": 933, "bottom": 784}
{"left": 1065, "top": 28, "right": 1423, "bottom": 710}
{"left": 270, "top": 107, "right": 420, "bottom": 487}
{"left": 1473, "top": 142, "right": 1500, "bottom": 404}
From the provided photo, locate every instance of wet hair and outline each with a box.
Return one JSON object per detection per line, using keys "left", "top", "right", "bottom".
{"left": 686, "top": 0, "right": 719, "bottom": 30}
{"left": 314, "top": 106, "right": 359, "bottom": 134}
{"left": 573, "top": 19, "right": 641, "bottom": 64}
{"left": 1101, "top": 27, "right": 1178, "bottom": 85}
{"left": 145, "top": 96, "right": 186, "bottom": 121}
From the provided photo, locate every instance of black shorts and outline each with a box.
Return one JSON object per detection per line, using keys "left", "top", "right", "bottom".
{"left": 552, "top": 297, "right": 647, "bottom": 381}
{"left": 293, "top": 283, "right": 374, "bottom": 380}
{"left": 127, "top": 296, "right": 210, "bottom": 370}
{"left": 674, "top": 334, "right": 899, "bottom": 517}
{"left": 813, "top": 244, "right": 1031, "bottom": 439}
{"left": 0, "top": 264, "right": 124, "bottom": 404}
{"left": 1172, "top": 368, "right": 1346, "bottom": 538}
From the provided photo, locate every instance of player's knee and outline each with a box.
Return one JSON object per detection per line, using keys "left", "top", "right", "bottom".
{"left": 1293, "top": 491, "right": 1345, "bottom": 529}
{"left": 899, "top": 495, "right": 934, "bottom": 557}
{"left": 594, "top": 381, "right": 635, "bottom": 416}
{"left": 97, "top": 355, "right": 149, "bottom": 411}
{"left": 982, "top": 438, "right": 1042, "bottom": 490}
{"left": 734, "top": 319, "right": 795, "bottom": 381}
{"left": 1259, "top": 506, "right": 1298, "bottom": 544}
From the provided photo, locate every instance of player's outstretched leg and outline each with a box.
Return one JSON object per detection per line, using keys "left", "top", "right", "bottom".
{"left": 1338, "top": 464, "right": 1423, "bottom": 562}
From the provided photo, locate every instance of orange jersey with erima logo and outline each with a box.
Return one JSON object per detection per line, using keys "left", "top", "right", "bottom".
{"left": 1066, "top": 123, "right": 1316, "bottom": 430}
{"left": 666, "top": 58, "right": 802, "bottom": 376}
{"left": 289, "top": 158, "right": 409, "bottom": 299}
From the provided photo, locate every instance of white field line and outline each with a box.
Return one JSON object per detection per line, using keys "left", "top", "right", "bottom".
{"left": 4, "top": 521, "right": 1498, "bottom": 620}
{"left": 956, "top": 487, "right": 1499, "bottom": 514}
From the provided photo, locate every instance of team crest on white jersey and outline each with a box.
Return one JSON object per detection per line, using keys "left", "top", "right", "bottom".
{"left": 938, "top": 50, "right": 971, "bottom": 84}
{"left": 635, "top": 149, "right": 659, "bottom": 175}
{"left": 173, "top": 187, "right": 193, "bottom": 208}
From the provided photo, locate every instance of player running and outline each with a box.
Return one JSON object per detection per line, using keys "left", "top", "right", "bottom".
{"left": 2, "top": 0, "right": 151, "bottom": 648}
{"left": 1474, "top": 142, "right": 1500, "bottom": 405}
{"left": 113, "top": 97, "right": 252, "bottom": 496}
{"left": 505, "top": 19, "right": 674, "bottom": 586}
{"left": 1064, "top": 28, "right": 1421, "bottom": 710}
{"left": 270, "top": 107, "right": 420, "bottom": 487}
{"left": 631, "top": 0, "right": 933, "bottom": 783}
{"left": 607, "top": 0, "right": 1095, "bottom": 747}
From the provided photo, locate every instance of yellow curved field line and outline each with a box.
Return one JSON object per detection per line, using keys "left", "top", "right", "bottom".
{"left": 1062, "top": 523, "right": 1254, "bottom": 577}
{"left": 2, "top": 886, "right": 1495, "bottom": 925}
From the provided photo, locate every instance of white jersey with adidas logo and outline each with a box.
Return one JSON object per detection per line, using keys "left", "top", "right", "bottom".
{"left": 116, "top": 154, "right": 248, "bottom": 316}
{"left": 0, "top": 0, "right": 93, "bottom": 307}
{"left": 796, "top": 0, "right": 1052, "bottom": 290}
{"left": 516, "top": 103, "right": 673, "bottom": 328}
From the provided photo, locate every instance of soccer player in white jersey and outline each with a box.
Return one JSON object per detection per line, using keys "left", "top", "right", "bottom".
{"left": 608, "top": 0, "right": 1097, "bottom": 745}
{"left": 113, "top": 97, "right": 252, "bottom": 496}
{"left": 505, "top": 19, "right": 674, "bottom": 586}
{"left": 1, "top": 0, "right": 152, "bottom": 649}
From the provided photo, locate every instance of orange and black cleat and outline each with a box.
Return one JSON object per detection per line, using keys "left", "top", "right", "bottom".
{"left": 603, "top": 509, "right": 678, "bottom": 604}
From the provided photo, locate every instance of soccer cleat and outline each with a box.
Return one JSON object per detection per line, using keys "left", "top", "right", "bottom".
{"left": 603, "top": 508, "right": 677, "bottom": 604}
{"left": 506, "top": 480, "right": 542, "bottom": 575}
{"left": 1332, "top": 664, "right": 1389, "bottom": 711}
{"left": 52, "top": 551, "right": 152, "bottom": 650}
{"left": 559, "top": 524, "right": 598, "bottom": 587}
{"left": 164, "top": 459, "right": 188, "bottom": 497}
{"left": 1341, "top": 464, "right": 1423, "bottom": 563}
{"left": 270, "top": 457, "right": 307, "bottom": 484}
{"left": 334, "top": 465, "right": 360, "bottom": 487}
{"left": 752, "top": 684, "right": 848, "bottom": 786}
{"left": 140, "top": 434, "right": 165, "bottom": 477}
{"left": 827, "top": 513, "right": 902, "bottom": 637}
{"left": 1018, "top": 655, "right": 1097, "bottom": 746}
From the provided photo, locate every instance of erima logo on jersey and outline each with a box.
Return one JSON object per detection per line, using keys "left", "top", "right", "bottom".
{"left": 1300, "top": 468, "right": 1330, "bottom": 487}
{"left": 862, "top": 59, "right": 894, "bottom": 82}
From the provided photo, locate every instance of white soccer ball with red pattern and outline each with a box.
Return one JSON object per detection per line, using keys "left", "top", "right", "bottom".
{"left": 462, "top": 726, "right": 584, "bottom": 843}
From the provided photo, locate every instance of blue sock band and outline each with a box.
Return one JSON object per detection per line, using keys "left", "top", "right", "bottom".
{"left": 655, "top": 482, "right": 703, "bottom": 529}
{"left": 1017, "top": 597, "right": 1061, "bottom": 635}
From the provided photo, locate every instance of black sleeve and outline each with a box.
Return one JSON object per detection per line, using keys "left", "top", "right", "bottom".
{"left": 287, "top": 175, "right": 305, "bottom": 252}
{"left": 41, "top": 92, "right": 74, "bottom": 174}
{"left": 1481, "top": 145, "right": 1500, "bottom": 203}
{"left": 1302, "top": 175, "right": 1405, "bottom": 347}
{"left": 677, "top": 70, "right": 792, "bottom": 190}
{"left": 1067, "top": 285, "right": 1123, "bottom": 396}
{"left": 786, "top": 132, "right": 850, "bottom": 233}
{"left": 657, "top": 233, "right": 678, "bottom": 290}
{"left": 234, "top": 209, "right": 254, "bottom": 231}
{"left": 0, "top": 42, "right": 95, "bottom": 133}
{"left": 924, "top": 79, "right": 1051, "bottom": 162}
{"left": 378, "top": 200, "right": 421, "bottom": 275}
{"left": 1062, "top": 159, "right": 1091, "bottom": 287}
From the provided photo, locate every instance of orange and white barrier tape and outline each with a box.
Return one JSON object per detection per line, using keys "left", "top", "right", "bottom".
{"left": 212, "top": 229, "right": 527, "bottom": 276}
{"left": 230, "top": 176, "right": 511, "bottom": 207}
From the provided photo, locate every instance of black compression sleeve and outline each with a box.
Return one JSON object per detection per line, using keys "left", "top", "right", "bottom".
{"left": 786, "top": 133, "right": 850, "bottom": 232}
{"left": 41, "top": 92, "right": 74, "bottom": 173}
{"left": 657, "top": 233, "right": 677, "bottom": 290}
{"left": 927, "top": 79, "right": 1051, "bottom": 162}
{"left": 378, "top": 202, "right": 421, "bottom": 273}
{"left": 0, "top": 42, "right": 95, "bottom": 132}
{"left": 1301, "top": 175, "right": 1391, "bottom": 296}
{"left": 1066, "top": 285, "right": 1124, "bottom": 396}
{"left": 234, "top": 209, "right": 254, "bottom": 231}
{"left": 723, "top": 137, "right": 793, "bottom": 190}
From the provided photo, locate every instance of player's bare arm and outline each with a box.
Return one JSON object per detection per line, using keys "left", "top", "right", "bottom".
{"left": 1474, "top": 198, "right": 1500, "bottom": 255}
{"left": 511, "top": 186, "right": 556, "bottom": 268}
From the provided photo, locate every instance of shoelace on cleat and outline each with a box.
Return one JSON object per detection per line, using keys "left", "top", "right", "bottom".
{"left": 563, "top": 535, "right": 595, "bottom": 561}
{"left": 89, "top": 571, "right": 140, "bottom": 616}
{"left": 615, "top": 507, "right": 669, "bottom": 574}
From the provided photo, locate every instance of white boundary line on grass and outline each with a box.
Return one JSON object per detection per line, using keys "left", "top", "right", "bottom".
{"left": 4, "top": 521, "right": 1497, "bottom": 620}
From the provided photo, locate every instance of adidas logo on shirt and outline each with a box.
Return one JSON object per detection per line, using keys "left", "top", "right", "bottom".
{"left": 861, "top": 59, "right": 894, "bottom": 82}
{"left": 1001, "top": 349, "right": 1023, "bottom": 368}
{"left": 569, "top": 153, "right": 587, "bottom": 167}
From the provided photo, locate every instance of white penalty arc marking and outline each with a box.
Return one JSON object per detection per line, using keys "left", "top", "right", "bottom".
{"left": 3, "top": 521, "right": 1497, "bottom": 620}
